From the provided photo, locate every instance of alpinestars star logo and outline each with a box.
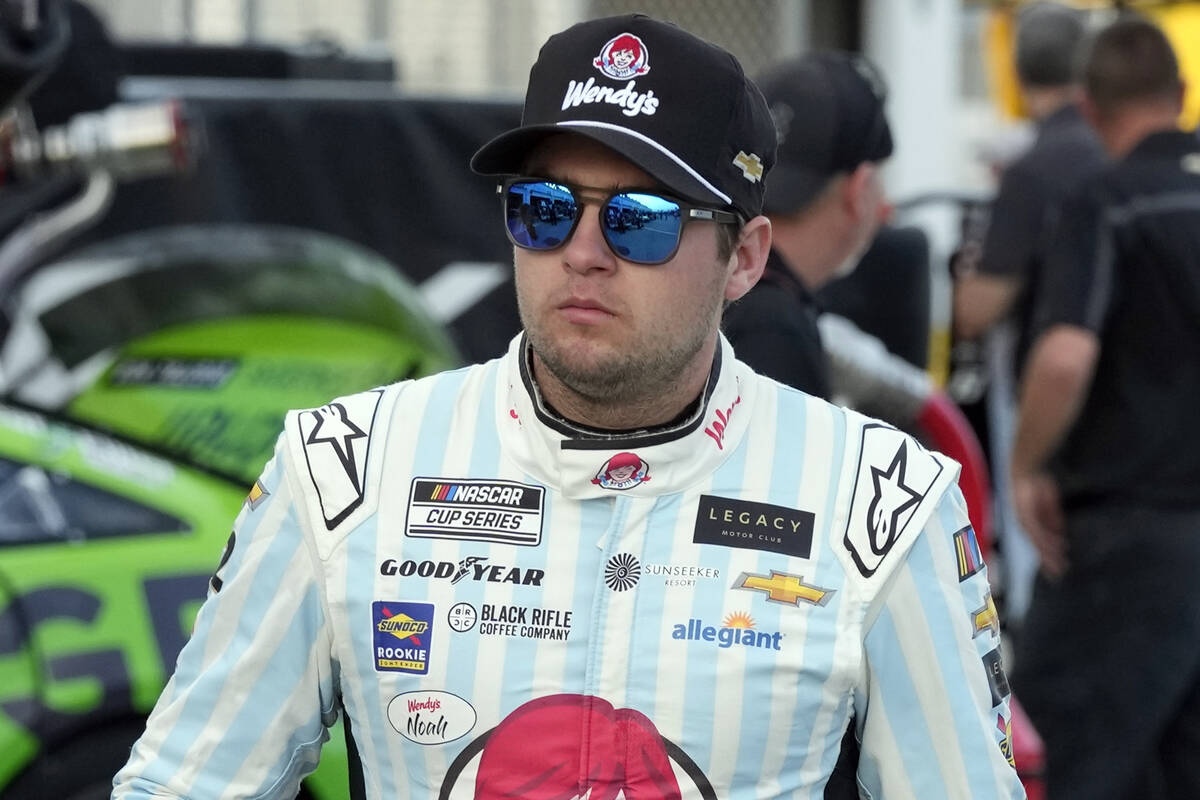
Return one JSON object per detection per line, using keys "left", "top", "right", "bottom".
{"left": 305, "top": 403, "right": 367, "bottom": 490}
{"left": 866, "top": 440, "right": 922, "bottom": 553}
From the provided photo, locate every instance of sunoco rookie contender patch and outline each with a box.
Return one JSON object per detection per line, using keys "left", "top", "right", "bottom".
{"left": 405, "top": 478, "right": 545, "bottom": 546}
{"left": 373, "top": 601, "right": 434, "bottom": 674}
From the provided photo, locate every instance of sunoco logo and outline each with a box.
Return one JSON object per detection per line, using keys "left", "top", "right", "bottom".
{"left": 373, "top": 601, "right": 434, "bottom": 674}
{"left": 379, "top": 556, "right": 544, "bottom": 586}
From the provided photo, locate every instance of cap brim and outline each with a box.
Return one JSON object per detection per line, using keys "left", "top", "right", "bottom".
{"left": 471, "top": 122, "right": 731, "bottom": 210}
{"left": 761, "top": 161, "right": 831, "bottom": 215}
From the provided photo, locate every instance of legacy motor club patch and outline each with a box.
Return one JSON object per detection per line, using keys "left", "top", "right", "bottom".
{"left": 693, "top": 495, "right": 815, "bottom": 558}
{"left": 843, "top": 423, "right": 943, "bottom": 578}
{"left": 298, "top": 389, "right": 383, "bottom": 530}
{"left": 405, "top": 478, "right": 545, "bottom": 546}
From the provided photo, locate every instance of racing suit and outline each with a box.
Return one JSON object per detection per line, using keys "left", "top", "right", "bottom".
{"left": 113, "top": 333, "right": 1024, "bottom": 799}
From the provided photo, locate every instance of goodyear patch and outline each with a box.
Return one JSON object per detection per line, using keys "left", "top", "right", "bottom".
{"left": 405, "top": 478, "right": 545, "bottom": 546}
{"left": 843, "top": 424, "right": 943, "bottom": 578}
{"left": 373, "top": 601, "right": 434, "bottom": 674}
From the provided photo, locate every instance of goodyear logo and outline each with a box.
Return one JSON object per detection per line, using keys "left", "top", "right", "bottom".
{"left": 373, "top": 602, "right": 434, "bottom": 674}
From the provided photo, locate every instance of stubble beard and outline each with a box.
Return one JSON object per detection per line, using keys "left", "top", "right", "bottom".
{"left": 519, "top": 287, "right": 723, "bottom": 412}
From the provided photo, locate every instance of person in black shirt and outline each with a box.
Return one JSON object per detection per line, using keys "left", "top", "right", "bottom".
{"left": 954, "top": 1, "right": 1105, "bottom": 374}
{"left": 1010, "top": 17, "right": 1200, "bottom": 800}
{"left": 722, "top": 52, "right": 893, "bottom": 399}
{"left": 954, "top": 0, "right": 1107, "bottom": 630}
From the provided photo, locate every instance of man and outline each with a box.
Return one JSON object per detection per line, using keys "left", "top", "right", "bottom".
{"left": 723, "top": 51, "right": 893, "bottom": 399}
{"left": 953, "top": 0, "right": 1104, "bottom": 367}
{"left": 113, "top": 15, "right": 1023, "bottom": 799}
{"left": 1010, "top": 16, "right": 1200, "bottom": 800}
{"left": 953, "top": 1, "right": 1105, "bottom": 626}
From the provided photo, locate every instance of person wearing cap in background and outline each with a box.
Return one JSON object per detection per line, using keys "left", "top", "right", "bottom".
{"left": 1009, "top": 15, "right": 1200, "bottom": 800}
{"left": 113, "top": 14, "right": 1023, "bottom": 800}
{"left": 723, "top": 50, "right": 894, "bottom": 400}
{"left": 952, "top": 0, "right": 1106, "bottom": 636}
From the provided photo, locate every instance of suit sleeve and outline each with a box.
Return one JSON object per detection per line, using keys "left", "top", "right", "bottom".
{"left": 112, "top": 433, "right": 338, "bottom": 800}
{"left": 853, "top": 485, "right": 1025, "bottom": 799}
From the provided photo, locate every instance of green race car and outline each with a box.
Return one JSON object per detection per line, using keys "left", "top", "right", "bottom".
{"left": 0, "top": 225, "right": 460, "bottom": 798}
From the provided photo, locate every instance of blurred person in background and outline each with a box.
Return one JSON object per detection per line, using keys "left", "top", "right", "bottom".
{"left": 112, "top": 13, "right": 1023, "bottom": 799}
{"left": 954, "top": 0, "right": 1103, "bottom": 366}
{"left": 723, "top": 50, "right": 893, "bottom": 399}
{"left": 1010, "top": 16, "right": 1200, "bottom": 800}
{"left": 951, "top": 0, "right": 1105, "bottom": 629}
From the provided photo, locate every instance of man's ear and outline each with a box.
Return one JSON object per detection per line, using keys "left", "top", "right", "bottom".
{"left": 724, "top": 215, "right": 771, "bottom": 301}
{"left": 844, "top": 163, "right": 877, "bottom": 220}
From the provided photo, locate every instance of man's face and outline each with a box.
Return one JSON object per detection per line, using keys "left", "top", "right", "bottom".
{"left": 514, "top": 135, "right": 734, "bottom": 404}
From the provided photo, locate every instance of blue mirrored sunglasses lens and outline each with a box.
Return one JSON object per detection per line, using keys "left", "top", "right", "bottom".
{"left": 505, "top": 181, "right": 577, "bottom": 250}
{"left": 602, "top": 192, "right": 683, "bottom": 263}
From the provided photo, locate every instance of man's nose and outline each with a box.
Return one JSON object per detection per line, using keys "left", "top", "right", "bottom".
{"left": 562, "top": 204, "right": 617, "bottom": 274}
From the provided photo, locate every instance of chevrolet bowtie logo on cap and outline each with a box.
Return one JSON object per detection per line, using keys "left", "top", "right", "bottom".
{"left": 733, "top": 570, "right": 834, "bottom": 607}
{"left": 733, "top": 151, "right": 764, "bottom": 183}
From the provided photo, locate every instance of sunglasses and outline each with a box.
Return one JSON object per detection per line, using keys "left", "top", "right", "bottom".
{"left": 499, "top": 178, "right": 741, "bottom": 265}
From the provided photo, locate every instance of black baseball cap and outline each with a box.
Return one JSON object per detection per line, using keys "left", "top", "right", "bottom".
{"left": 756, "top": 51, "right": 893, "bottom": 215}
{"left": 471, "top": 14, "right": 777, "bottom": 220}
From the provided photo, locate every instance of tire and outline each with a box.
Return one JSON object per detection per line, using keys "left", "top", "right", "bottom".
{"left": 3, "top": 721, "right": 144, "bottom": 800}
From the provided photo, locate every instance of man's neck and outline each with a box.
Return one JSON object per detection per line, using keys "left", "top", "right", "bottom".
{"left": 1100, "top": 105, "right": 1182, "bottom": 159}
{"left": 1023, "top": 85, "right": 1079, "bottom": 121}
{"left": 529, "top": 343, "right": 715, "bottom": 432}
{"left": 770, "top": 208, "right": 850, "bottom": 292}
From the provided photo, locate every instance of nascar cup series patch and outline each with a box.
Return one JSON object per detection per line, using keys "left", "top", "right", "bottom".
{"left": 373, "top": 601, "right": 434, "bottom": 674}
{"left": 843, "top": 423, "right": 943, "bottom": 577}
{"left": 405, "top": 478, "right": 545, "bottom": 546}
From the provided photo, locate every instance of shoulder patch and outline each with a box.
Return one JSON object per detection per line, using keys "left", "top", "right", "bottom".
{"left": 843, "top": 423, "right": 944, "bottom": 577}
{"left": 298, "top": 388, "right": 384, "bottom": 530}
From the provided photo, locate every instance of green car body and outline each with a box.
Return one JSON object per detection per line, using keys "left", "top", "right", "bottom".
{"left": 0, "top": 225, "right": 461, "bottom": 797}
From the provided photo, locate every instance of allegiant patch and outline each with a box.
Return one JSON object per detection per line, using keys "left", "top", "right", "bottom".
{"left": 373, "top": 601, "right": 434, "bottom": 674}
{"left": 405, "top": 478, "right": 544, "bottom": 546}
{"left": 693, "top": 495, "right": 814, "bottom": 558}
{"left": 671, "top": 612, "right": 782, "bottom": 651}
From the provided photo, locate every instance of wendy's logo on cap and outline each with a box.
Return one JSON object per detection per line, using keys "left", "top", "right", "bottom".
{"left": 593, "top": 32, "right": 650, "bottom": 80}
{"left": 591, "top": 452, "right": 651, "bottom": 490}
